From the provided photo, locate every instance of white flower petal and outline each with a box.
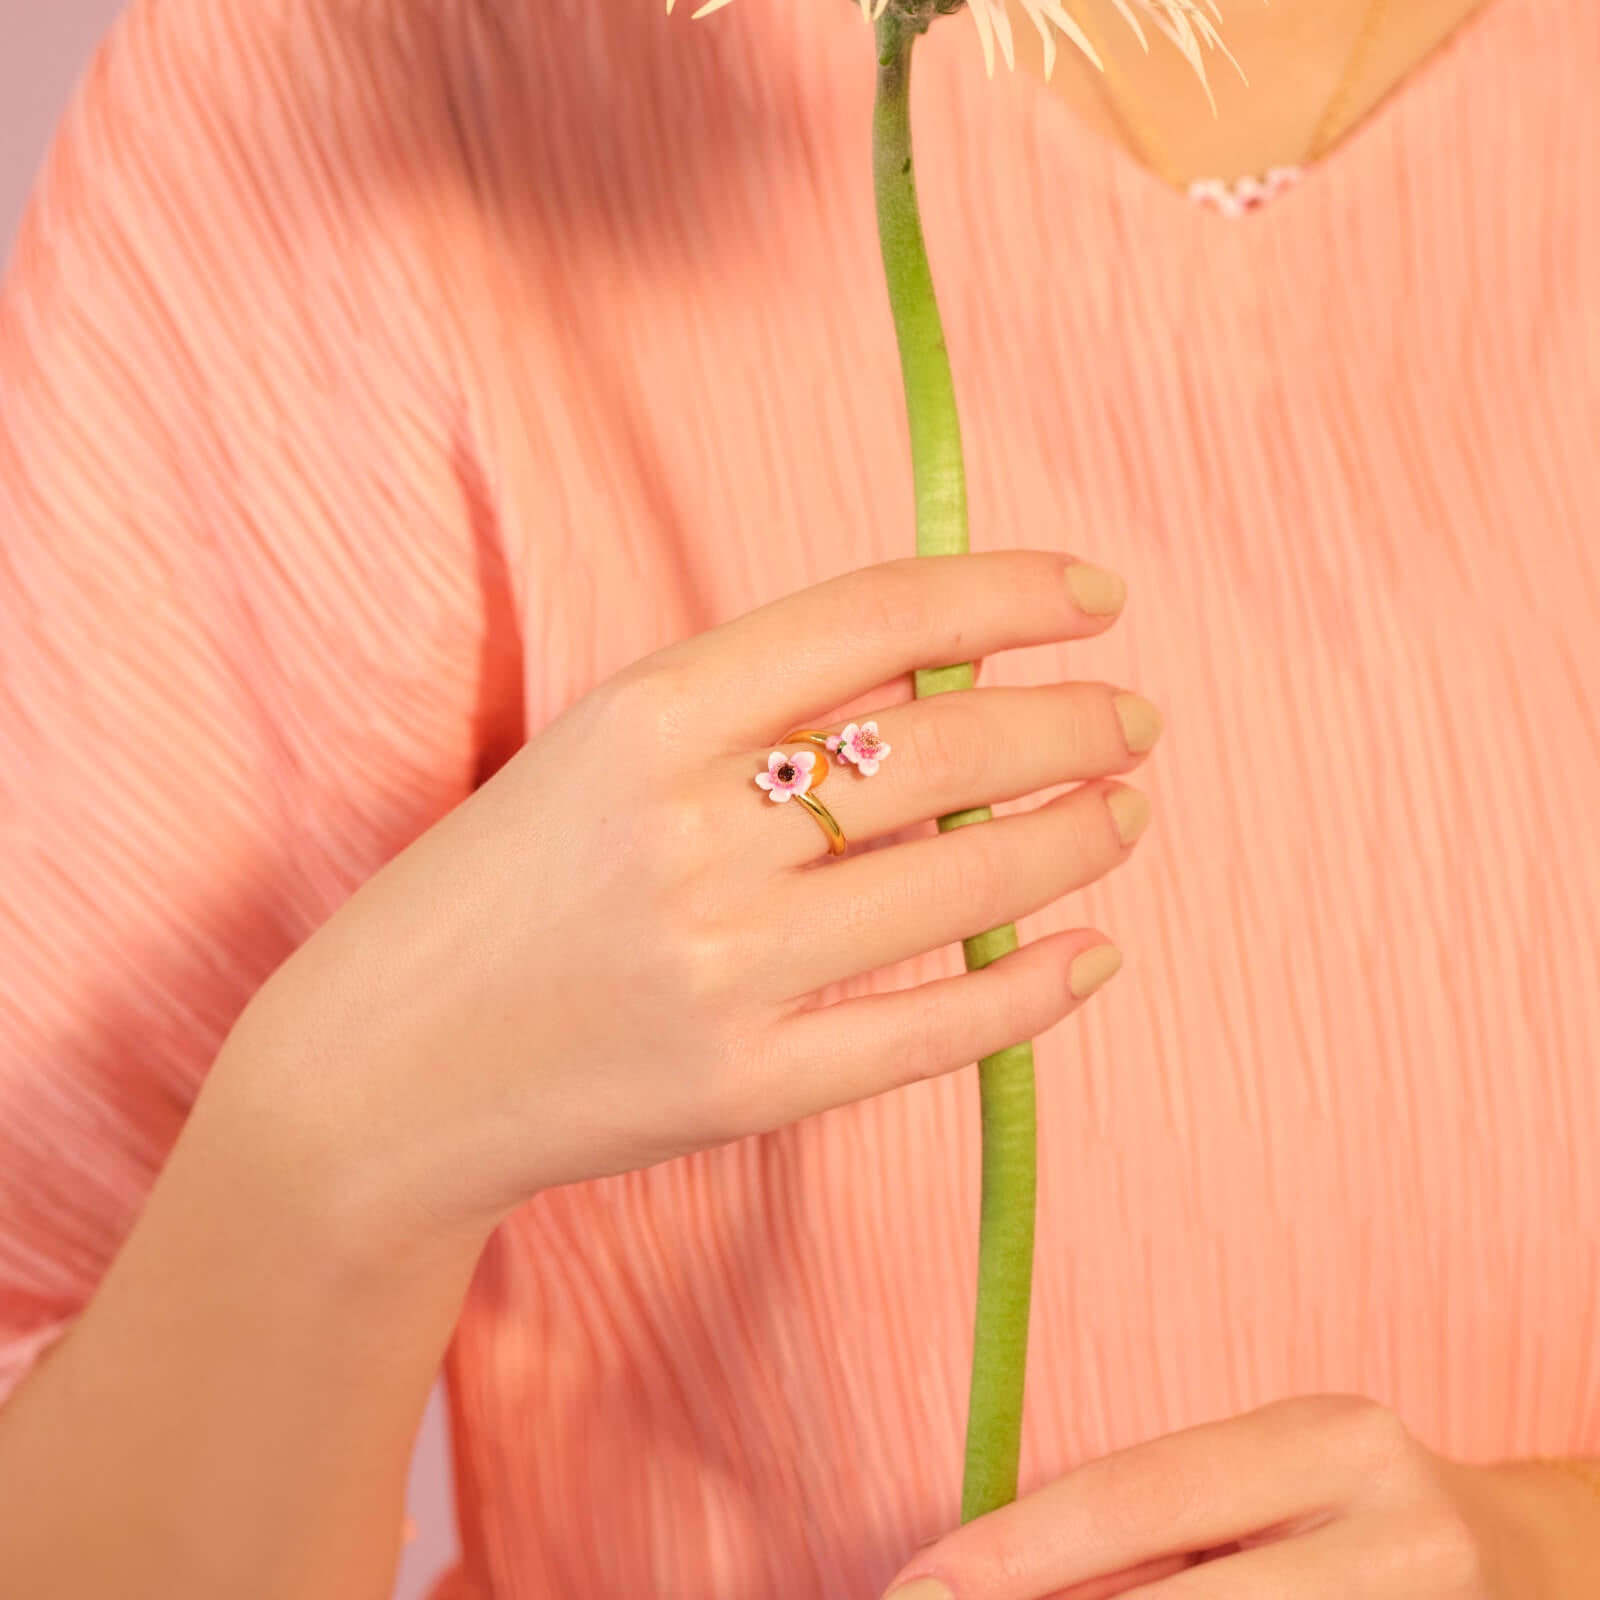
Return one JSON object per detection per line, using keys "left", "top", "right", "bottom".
{"left": 988, "top": 0, "right": 1018, "bottom": 72}
{"left": 755, "top": 772, "right": 775, "bottom": 789}
{"left": 792, "top": 749, "right": 817, "bottom": 771}
{"left": 670, "top": 0, "right": 1233, "bottom": 96}
{"left": 769, "top": 787, "right": 793, "bottom": 803}
{"left": 965, "top": 0, "right": 1000, "bottom": 78}
{"left": 768, "top": 750, "right": 787, "bottom": 771}
{"left": 1025, "top": 0, "right": 1104, "bottom": 76}
{"left": 1107, "top": 0, "right": 1151, "bottom": 51}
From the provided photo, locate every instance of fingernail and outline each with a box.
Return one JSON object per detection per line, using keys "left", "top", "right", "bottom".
{"left": 1069, "top": 943, "right": 1124, "bottom": 999}
{"left": 882, "top": 1582, "right": 955, "bottom": 1600}
{"left": 1105, "top": 784, "right": 1151, "bottom": 845}
{"left": 1064, "top": 561, "right": 1127, "bottom": 616}
{"left": 1112, "top": 691, "right": 1163, "bottom": 754}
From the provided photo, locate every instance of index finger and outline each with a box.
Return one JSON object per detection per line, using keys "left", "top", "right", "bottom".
{"left": 661, "top": 550, "right": 1128, "bottom": 737}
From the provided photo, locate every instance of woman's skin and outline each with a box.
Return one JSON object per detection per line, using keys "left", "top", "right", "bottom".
{"left": 1005, "top": 0, "right": 1499, "bottom": 187}
{"left": 2, "top": 10, "right": 1596, "bottom": 1600}
{"left": 0, "top": 551, "right": 1155, "bottom": 1598}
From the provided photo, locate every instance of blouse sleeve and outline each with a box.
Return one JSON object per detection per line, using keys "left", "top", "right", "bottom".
{"left": 0, "top": 3, "right": 522, "bottom": 1406}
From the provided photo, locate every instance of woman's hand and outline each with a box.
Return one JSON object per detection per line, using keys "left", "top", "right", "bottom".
{"left": 880, "top": 1396, "right": 1600, "bottom": 1600}
{"left": 215, "top": 549, "right": 1159, "bottom": 1244}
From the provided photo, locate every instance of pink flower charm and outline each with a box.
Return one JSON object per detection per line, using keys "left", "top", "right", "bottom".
{"left": 835, "top": 720, "right": 891, "bottom": 777}
{"left": 754, "top": 749, "right": 817, "bottom": 803}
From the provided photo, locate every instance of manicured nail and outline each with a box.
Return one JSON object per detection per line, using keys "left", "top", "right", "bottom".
{"left": 1105, "top": 784, "right": 1151, "bottom": 845}
{"left": 1112, "top": 691, "right": 1163, "bottom": 754}
{"left": 1069, "top": 943, "right": 1124, "bottom": 999}
{"left": 882, "top": 1581, "right": 956, "bottom": 1600}
{"left": 1064, "top": 560, "right": 1127, "bottom": 616}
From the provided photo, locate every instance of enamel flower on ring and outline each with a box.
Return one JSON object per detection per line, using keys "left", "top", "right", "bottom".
{"left": 754, "top": 749, "right": 818, "bottom": 802}
{"left": 825, "top": 720, "right": 892, "bottom": 776}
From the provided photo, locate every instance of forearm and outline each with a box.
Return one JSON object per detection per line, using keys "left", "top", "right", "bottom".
{"left": 0, "top": 1028, "right": 488, "bottom": 1600}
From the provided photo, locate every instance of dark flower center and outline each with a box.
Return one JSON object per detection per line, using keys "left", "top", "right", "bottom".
{"left": 777, "top": 763, "right": 797, "bottom": 784}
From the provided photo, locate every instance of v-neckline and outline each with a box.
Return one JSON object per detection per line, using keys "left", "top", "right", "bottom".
{"left": 988, "top": 0, "right": 1513, "bottom": 224}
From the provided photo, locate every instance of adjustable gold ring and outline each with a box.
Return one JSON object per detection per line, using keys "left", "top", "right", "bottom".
{"left": 751, "top": 722, "right": 893, "bottom": 858}
{"left": 751, "top": 730, "right": 845, "bottom": 855}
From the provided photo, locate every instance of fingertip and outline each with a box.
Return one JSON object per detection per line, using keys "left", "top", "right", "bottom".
{"left": 1063, "top": 559, "right": 1128, "bottom": 619}
{"left": 1067, "top": 940, "right": 1124, "bottom": 1000}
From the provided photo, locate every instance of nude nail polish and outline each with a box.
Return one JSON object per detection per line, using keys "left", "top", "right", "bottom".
{"left": 1069, "top": 943, "right": 1125, "bottom": 999}
{"left": 1064, "top": 561, "right": 1127, "bottom": 616}
{"left": 882, "top": 1581, "right": 956, "bottom": 1600}
{"left": 1112, "top": 691, "right": 1163, "bottom": 753}
{"left": 1105, "top": 785, "right": 1151, "bottom": 845}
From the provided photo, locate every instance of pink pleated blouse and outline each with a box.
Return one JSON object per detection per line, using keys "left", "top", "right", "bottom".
{"left": 2, "top": 1, "right": 1597, "bottom": 1596}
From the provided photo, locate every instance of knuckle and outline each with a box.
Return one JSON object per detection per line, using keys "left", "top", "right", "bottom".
{"left": 1403, "top": 1506, "right": 1485, "bottom": 1591}
{"left": 665, "top": 920, "right": 738, "bottom": 1006}
{"left": 610, "top": 787, "right": 718, "bottom": 890}
{"left": 698, "top": 1025, "right": 781, "bottom": 1141}
{"left": 916, "top": 699, "right": 990, "bottom": 794}
{"left": 592, "top": 659, "right": 697, "bottom": 744}
{"left": 1085, "top": 1446, "right": 1202, "bottom": 1550}
{"left": 652, "top": 788, "right": 720, "bottom": 861}
{"left": 897, "top": 978, "right": 971, "bottom": 1086}
{"left": 942, "top": 828, "right": 1009, "bottom": 928}
{"left": 1323, "top": 1397, "right": 1416, "bottom": 1478}
{"left": 589, "top": 669, "right": 657, "bottom": 740}
{"left": 847, "top": 564, "right": 932, "bottom": 646}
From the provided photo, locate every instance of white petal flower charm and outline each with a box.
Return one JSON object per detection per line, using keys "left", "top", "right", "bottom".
{"left": 665, "top": 0, "right": 1236, "bottom": 97}
{"left": 753, "top": 749, "right": 818, "bottom": 802}
{"left": 827, "top": 720, "right": 892, "bottom": 776}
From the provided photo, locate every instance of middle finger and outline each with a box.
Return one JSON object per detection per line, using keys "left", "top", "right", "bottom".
{"left": 772, "top": 777, "right": 1151, "bottom": 997}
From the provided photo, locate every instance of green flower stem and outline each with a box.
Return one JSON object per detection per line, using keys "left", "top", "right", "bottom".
{"left": 873, "top": 9, "right": 1038, "bottom": 1525}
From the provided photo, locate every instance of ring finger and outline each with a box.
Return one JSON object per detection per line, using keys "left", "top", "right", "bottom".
{"left": 746, "top": 682, "right": 1163, "bottom": 869}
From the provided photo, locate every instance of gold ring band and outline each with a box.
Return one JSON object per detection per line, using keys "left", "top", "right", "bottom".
{"left": 782, "top": 728, "right": 847, "bottom": 856}
{"left": 793, "top": 789, "right": 847, "bottom": 855}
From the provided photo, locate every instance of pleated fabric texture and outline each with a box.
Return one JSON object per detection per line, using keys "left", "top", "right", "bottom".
{"left": 1, "top": 1, "right": 1597, "bottom": 1596}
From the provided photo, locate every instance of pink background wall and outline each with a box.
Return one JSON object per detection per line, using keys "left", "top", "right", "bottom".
{"left": 1, "top": 7, "right": 459, "bottom": 1596}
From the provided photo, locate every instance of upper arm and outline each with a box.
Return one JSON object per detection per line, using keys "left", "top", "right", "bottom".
{"left": 0, "top": 0, "right": 521, "bottom": 1404}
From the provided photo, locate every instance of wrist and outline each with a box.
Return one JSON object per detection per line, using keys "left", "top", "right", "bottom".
{"left": 199, "top": 998, "right": 498, "bottom": 1293}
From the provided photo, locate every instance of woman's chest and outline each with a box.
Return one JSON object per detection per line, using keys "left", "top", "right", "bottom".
{"left": 444, "top": 9, "right": 1600, "bottom": 1588}
{"left": 495, "top": 0, "right": 1598, "bottom": 1378}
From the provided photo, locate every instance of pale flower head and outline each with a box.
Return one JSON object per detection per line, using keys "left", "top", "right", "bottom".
{"left": 834, "top": 720, "right": 891, "bottom": 776}
{"left": 666, "top": 0, "right": 1238, "bottom": 101}
{"left": 754, "top": 749, "right": 818, "bottom": 802}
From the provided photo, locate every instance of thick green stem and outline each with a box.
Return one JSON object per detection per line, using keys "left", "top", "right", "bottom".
{"left": 872, "top": 11, "right": 1038, "bottom": 1525}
